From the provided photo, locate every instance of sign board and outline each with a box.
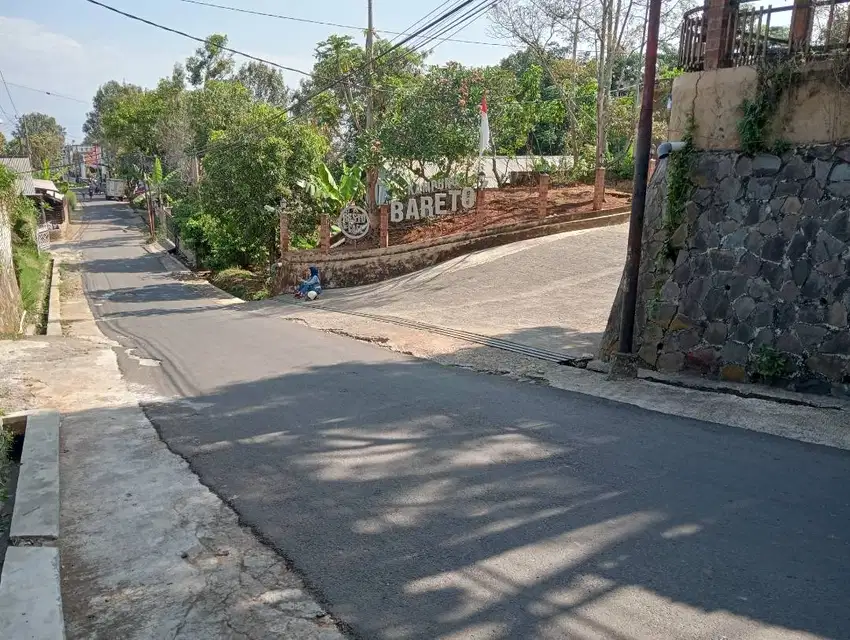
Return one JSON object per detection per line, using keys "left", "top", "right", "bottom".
{"left": 389, "top": 177, "right": 476, "bottom": 223}
{"left": 338, "top": 203, "right": 370, "bottom": 240}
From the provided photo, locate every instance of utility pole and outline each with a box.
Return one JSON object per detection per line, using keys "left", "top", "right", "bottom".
{"left": 365, "top": 0, "right": 377, "bottom": 220}
{"left": 610, "top": 0, "right": 662, "bottom": 378}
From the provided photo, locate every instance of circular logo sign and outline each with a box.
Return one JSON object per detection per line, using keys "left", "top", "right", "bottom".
{"left": 338, "top": 203, "right": 370, "bottom": 240}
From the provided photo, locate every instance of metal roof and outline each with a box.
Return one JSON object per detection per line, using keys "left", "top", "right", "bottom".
{"left": 0, "top": 157, "right": 36, "bottom": 196}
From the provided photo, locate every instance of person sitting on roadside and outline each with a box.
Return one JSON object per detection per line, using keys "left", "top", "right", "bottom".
{"left": 294, "top": 266, "right": 322, "bottom": 300}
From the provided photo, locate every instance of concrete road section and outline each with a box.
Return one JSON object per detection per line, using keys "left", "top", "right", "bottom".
{"left": 76, "top": 201, "right": 850, "bottom": 640}
{"left": 313, "top": 224, "right": 629, "bottom": 357}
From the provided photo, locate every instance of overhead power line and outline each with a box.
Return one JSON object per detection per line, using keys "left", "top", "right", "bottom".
{"left": 177, "top": 0, "right": 510, "bottom": 48}
{"left": 84, "top": 0, "right": 312, "bottom": 76}
{"left": 3, "top": 81, "right": 88, "bottom": 104}
{"left": 0, "top": 66, "right": 34, "bottom": 161}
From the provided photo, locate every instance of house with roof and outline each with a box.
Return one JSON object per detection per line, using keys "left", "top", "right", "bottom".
{"left": 0, "top": 157, "right": 69, "bottom": 236}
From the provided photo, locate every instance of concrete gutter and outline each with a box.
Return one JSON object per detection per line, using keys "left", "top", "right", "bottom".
{"left": 46, "top": 259, "right": 62, "bottom": 337}
{"left": 0, "top": 410, "right": 66, "bottom": 639}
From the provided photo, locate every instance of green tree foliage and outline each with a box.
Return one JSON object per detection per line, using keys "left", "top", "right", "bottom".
{"left": 186, "top": 34, "right": 235, "bottom": 86}
{"left": 83, "top": 80, "right": 143, "bottom": 145}
{"left": 101, "top": 89, "right": 167, "bottom": 156}
{"left": 294, "top": 35, "right": 424, "bottom": 161}
{"left": 236, "top": 62, "right": 290, "bottom": 106}
{"left": 9, "top": 113, "right": 66, "bottom": 169}
{"left": 199, "top": 104, "right": 327, "bottom": 269}
{"left": 0, "top": 131, "right": 6, "bottom": 155}
{"left": 187, "top": 80, "right": 252, "bottom": 151}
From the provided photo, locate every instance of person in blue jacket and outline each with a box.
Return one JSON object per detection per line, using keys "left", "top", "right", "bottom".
{"left": 295, "top": 266, "right": 322, "bottom": 299}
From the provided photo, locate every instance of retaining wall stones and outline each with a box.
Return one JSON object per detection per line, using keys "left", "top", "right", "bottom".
{"left": 601, "top": 145, "right": 850, "bottom": 397}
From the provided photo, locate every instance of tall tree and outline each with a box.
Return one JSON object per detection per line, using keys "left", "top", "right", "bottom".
{"left": 83, "top": 80, "right": 143, "bottom": 145}
{"left": 294, "top": 35, "right": 424, "bottom": 161}
{"left": 236, "top": 62, "right": 290, "bottom": 106}
{"left": 186, "top": 34, "right": 235, "bottom": 86}
{"left": 187, "top": 80, "right": 252, "bottom": 151}
{"left": 0, "top": 131, "right": 5, "bottom": 155}
{"left": 10, "top": 113, "right": 66, "bottom": 169}
{"left": 201, "top": 104, "right": 327, "bottom": 269}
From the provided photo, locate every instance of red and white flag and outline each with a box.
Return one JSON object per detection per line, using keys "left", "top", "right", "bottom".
{"left": 478, "top": 94, "right": 490, "bottom": 157}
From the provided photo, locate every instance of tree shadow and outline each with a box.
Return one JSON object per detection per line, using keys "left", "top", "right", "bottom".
{"left": 106, "top": 357, "right": 849, "bottom": 640}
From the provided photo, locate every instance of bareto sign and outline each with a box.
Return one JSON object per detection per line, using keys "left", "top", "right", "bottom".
{"left": 338, "top": 203, "right": 370, "bottom": 240}
{"left": 390, "top": 178, "right": 476, "bottom": 223}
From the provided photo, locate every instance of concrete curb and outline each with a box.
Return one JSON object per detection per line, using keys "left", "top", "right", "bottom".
{"left": 0, "top": 410, "right": 66, "bottom": 639}
{"left": 46, "top": 258, "right": 62, "bottom": 337}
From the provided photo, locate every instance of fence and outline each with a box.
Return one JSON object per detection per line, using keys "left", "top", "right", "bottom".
{"left": 679, "top": 0, "right": 850, "bottom": 71}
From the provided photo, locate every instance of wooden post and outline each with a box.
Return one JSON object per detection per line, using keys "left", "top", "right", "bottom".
{"left": 379, "top": 204, "right": 389, "bottom": 248}
{"left": 593, "top": 167, "right": 606, "bottom": 210}
{"left": 538, "top": 173, "right": 550, "bottom": 218}
{"left": 320, "top": 214, "right": 330, "bottom": 253}
{"left": 789, "top": 0, "right": 812, "bottom": 52}
{"left": 703, "top": 0, "right": 734, "bottom": 70}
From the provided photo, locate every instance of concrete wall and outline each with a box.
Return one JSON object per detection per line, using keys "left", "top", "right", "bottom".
{"left": 670, "top": 63, "right": 850, "bottom": 150}
{"left": 601, "top": 145, "right": 850, "bottom": 397}
{"left": 274, "top": 207, "right": 630, "bottom": 293}
{"left": 0, "top": 201, "right": 22, "bottom": 333}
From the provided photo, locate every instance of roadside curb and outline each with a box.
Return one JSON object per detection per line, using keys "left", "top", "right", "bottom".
{"left": 46, "top": 259, "right": 62, "bottom": 337}
{"left": 0, "top": 410, "right": 65, "bottom": 639}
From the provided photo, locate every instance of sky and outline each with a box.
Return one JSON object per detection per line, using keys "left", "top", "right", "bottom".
{"left": 0, "top": 0, "right": 511, "bottom": 143}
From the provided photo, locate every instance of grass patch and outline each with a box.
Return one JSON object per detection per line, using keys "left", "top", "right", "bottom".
{"left": 14, "top": 246, "right": 51, "bottom": 328}
{"left": 210, "top": 268, "right": 269, "bottom": 301}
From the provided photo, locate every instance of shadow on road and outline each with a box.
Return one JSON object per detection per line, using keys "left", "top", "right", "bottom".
{"left": 113, "top": 358, "right": 849, "bottom": 640}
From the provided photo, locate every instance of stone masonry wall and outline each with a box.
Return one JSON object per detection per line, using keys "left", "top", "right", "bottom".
{"left": 601, "top": 144, "right": 850, "bottom": 397}
{"left": 0, "top": 201, "right": 22, "bottom": 333}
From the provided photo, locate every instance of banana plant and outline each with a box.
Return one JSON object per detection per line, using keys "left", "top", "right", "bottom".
{"left": 299, "top": 161, "right": 365, "bottom": 214}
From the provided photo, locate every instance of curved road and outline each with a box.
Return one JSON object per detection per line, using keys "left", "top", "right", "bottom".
{"left": 77, "top": 201, "right": 850, "bottom": 640}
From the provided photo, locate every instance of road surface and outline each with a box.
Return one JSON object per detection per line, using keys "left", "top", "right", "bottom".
{"left": 315, "top": 223, "right": 629, "bottom": 357}
{"left": 76, "top": 200, "right": 850, "bottom": 640}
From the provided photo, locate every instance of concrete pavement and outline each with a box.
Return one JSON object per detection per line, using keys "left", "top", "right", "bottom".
{"left": 76, "top": 201, "right": 850, "bottom": 640}
{"left": 310, "top": 224, "right": 629, "bottom": 357}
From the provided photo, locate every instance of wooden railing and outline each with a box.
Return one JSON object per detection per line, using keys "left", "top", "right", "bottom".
{"left": 678, "top": 0, "right": 850, "bottom": 71}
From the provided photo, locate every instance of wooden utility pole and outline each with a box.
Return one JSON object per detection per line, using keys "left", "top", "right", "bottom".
{"left": 365, "top": 0, "right": 378, "bottom": 221}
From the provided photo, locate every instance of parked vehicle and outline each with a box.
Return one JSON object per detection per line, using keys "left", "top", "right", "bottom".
{"left": 104, "top": 178, "right": 127, "bottom": 201}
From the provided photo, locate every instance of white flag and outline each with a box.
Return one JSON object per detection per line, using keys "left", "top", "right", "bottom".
{"left": 479, "top": 94, "right": 490, "bottom": 157}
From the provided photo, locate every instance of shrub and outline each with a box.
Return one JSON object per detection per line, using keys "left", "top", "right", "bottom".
{"left": 65, "top": 190, "right": 78, "bottom": 211}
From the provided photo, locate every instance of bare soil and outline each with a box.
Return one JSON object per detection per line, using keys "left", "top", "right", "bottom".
{"left": 393, "top": 184, "right": 631, "bottom": 245}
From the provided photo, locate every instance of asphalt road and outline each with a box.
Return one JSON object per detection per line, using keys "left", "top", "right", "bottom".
{"left": 78, "top": 200, "right": 850, "bottom": 640}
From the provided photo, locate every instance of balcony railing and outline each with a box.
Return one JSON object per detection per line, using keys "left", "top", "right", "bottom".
{"left": 678, "top": 0, "right": 850, "bottom": 71}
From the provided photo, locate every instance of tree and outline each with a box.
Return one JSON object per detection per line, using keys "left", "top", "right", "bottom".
{"left": 187, "top": 80, "right": 252, "bottom": 151}
{"left": 236, "top": 62, "right": 290, "bottom": 106}
{"left": 294, "top": 34, "right": 424, "bottom": 162}
{"left": 0, "top": 131, "right": 5, "bottom": 155}
{"left": 200, "top": 104, "right": 327, "bottom": 269}
{"left": 186, "top": 34, "right": 235, "bottom": 86}
{"left": 101, "top": 89, "right": 166, "bottom": 156}
{"left": 10, "top": 113, "right": 66, "bottom": 170}
{"left": 83, "top": 81, "right": 143, "bottom": 145}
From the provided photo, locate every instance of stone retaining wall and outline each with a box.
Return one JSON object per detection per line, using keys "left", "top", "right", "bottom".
{"left": 274, "top": 207, "right": 630, "bottom": 293}
{"left": 601, "top": 145, "right": 850, "bottom": 397}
